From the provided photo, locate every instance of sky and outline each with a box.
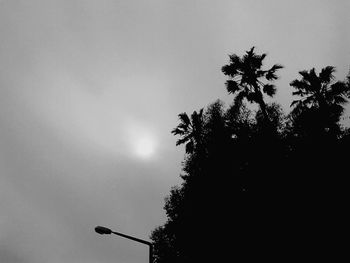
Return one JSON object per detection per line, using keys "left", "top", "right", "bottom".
{"left": 0, "top": 0, "right": 349, "bottom": 262}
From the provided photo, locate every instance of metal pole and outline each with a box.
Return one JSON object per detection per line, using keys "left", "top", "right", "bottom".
{"left": 149, "top": 244, "right": 153, "bottom": 263}
{"left": 111, "top": 230, "right": 153, "bottom": 263}
{"left": 95, "top": 226, "right": 153, "bottom": 263}
{"left": 111, "top": 230, "right": 152, "bottom": 246}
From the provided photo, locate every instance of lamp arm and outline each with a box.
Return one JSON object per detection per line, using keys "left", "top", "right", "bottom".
{"left": 111, "top": 231, "right": 152, "bottom": 246}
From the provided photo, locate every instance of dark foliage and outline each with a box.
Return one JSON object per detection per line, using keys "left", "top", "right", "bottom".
{"left": 221, "top": 47, "right": 283, "bottom": 123}
{"left": 289, "top": 66, "right": 349, "bottom": 137}
{"left": 151, "top": 50, "right": 350, "bottom": 262}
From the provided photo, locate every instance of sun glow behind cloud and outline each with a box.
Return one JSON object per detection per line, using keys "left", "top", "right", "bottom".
{"left": 135, "top": 136, "right": 155, "bottom": 157}
{"left": 124, "top": 120, "right": 158, "bottom": 160}
{"left": 14, "top": 59, "right": 161, "bottom": 162}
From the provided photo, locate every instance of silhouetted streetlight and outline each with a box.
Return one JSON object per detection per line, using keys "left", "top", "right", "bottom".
{"left": 94, "top": 226, "right": 153, "bottom": 263}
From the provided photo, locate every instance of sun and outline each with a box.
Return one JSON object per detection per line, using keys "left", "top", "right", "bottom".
{"left": 125, "top": 121, "right": 158, "bottom": 160}
{"left": 134, "top": 135, "right": 156, "bottom": 159}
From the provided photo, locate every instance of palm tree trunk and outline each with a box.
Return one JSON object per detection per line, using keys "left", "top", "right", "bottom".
{"left": 254, "top": 89, "right": 270, "bottom": 124}
{"left": 259, "top": 99, "right": 269, "bottom": 121}
{"left": 255, "top": 91, "right": 274, "bottom": 135}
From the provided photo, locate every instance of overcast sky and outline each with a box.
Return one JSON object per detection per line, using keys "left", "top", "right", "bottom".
{"left": 1, "top": 1, "right": 349, "bottom": 262}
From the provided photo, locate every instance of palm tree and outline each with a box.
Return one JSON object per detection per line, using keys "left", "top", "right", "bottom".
{"left": 221, "top": 47, "right": 283, "bottom": 122}
{"left": 171, "top": 109, "right": 204, "bottom": 154}
{"left": 290, "top": 66, "right": 349, "bottom": 133}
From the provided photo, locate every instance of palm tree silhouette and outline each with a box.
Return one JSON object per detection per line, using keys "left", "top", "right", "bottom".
{"left": 290, "top": 66, "right": 349, "bottom": 133}
{"left": 221, "top": 47, "right": 283, "bottom": 122}
{"left": 171, "top": 109, "right": 204, "bottom": 154}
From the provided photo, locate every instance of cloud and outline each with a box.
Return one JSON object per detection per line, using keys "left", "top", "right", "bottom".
{"left": 1, "top": 1, "right": 349, "bottom": 262}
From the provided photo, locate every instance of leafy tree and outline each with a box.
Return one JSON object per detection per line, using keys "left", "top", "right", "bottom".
{"left": 285, "top": 68, "right": 350, "bottom": 255}
{"left": 203, "top": 100, "right": 229, "bottom": 154}
{"left": 150, "top": 186, "right": 186, "bottom": 263}
{"left": 151, "top": 225, "right": 177, "bottom": 263}
{"left": 152, "top": 101, "right": 247, "bottom": 263}
{"left": 151, "top": 50, "right": 350, "bottom": 262}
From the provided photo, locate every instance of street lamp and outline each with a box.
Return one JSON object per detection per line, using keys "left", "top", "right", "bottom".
{"left": 94, "top": 226, "right": 153, "bottom": 263}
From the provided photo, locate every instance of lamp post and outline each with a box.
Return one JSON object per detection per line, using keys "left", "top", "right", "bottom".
{"left": 95, "top": 226, "right": 153, "bottom": 263}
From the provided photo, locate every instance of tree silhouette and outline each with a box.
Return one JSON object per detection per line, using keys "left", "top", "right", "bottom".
{"left": 221, "top": 47, "right": 283, "bottom": 122}
{"left": 290, "top": 66, "right": 349, "bottom": 136}
{"left": 171, "top": 109, "right": 204, "bottom": 154}
{"left": 151, "top": 49, "right": 350, "bottom": 262}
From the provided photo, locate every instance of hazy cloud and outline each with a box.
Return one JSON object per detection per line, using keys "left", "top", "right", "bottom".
{"left": 1, "top": 0, "right": 349, "bottom": 262}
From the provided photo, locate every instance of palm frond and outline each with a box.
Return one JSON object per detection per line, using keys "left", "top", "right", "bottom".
{"left": 290, "top": 100, "right": 307, "bottom": 117}
{"left": 221, "top": 63, "right": 238, "bottom": 77}
{"left": 185, "top": 141, "right": 194, "bottom": 154}
{"left": 292, "top": 89, "right": 307, "bottom": 97}
{"left": 256, "top": 70, "right": 266, "bottom": 78}
{"left": 265, "top": 71, "right": 278, "bottom": 81}
{"left": 246, "top": 46, "right": 255, "bottom": 56}
{"left": 191, "top": 109, "right": 203, "bottom": 126}
{"left": 303, "top": 68, "right": 321, "bottom": 90}
{"left": 242, "top": 47, "right": 262, "bottom": 70}
{"left": 319, "top": 66, "right": 335, "bottom": 84}
{"left": 298, "top": 70, "right": 310, "bottom": 80}
{"left": 250, "top": 53, "right": 265, "bottom": 69}
{"left": 260, "top": 53, "right": 267, "bottom": 61}
{"left": 229, "top": 54, "right": 242, "bottom": 64}
{"left": 303, "top": 95, "right": 318, "bottom": 107}
{"left": 171, "top": 127, "right": 185, "bottom": 136}
{"left": 222, "top": 54, "right": 241, "bottom": 77}
{"left": 333, "top": 95, "right": 348, "bottom": 105}
{"left": 225, "top": 80, "right": 240, "bottom": 94}
{"left": 264, "top": 64, "right": 283, "bottom": 81}
{"left": 329, "top": 81, "right": 348, "bottom": 96}
{"left": 176, "top": 136, "right": 191, "bottom": 146}
{"left": 177, "top": 123, "right": 188, "bottom": 130}
{"left": 290, "top": 99, "right": 302, "bottom": 108}
{"left": 299, "top": 68, "right": 315, "bottom": 82}
{"left": 271, "top": 64, "right": 284, "bottom": 71}
{"left": 290, "top": 79, "right": 310, "bottom": 94}
{"left": 178, "top": 112, "right": 191, "bottom": 127}
{"left": 263, "top": 84, "right": 276, "bottom": 97}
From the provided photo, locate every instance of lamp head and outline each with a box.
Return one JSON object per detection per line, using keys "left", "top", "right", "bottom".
{"left": 95, "top": 226, "right": 112, "bottom": 235}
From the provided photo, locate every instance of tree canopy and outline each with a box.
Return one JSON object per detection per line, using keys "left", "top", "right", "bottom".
{"left": 150, "top": 47, "right": 350, "bottom": 262}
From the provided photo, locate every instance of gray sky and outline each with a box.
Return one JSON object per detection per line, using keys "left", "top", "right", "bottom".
{"left": 1, "top": 0, "right": 349, "bottom": 262}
